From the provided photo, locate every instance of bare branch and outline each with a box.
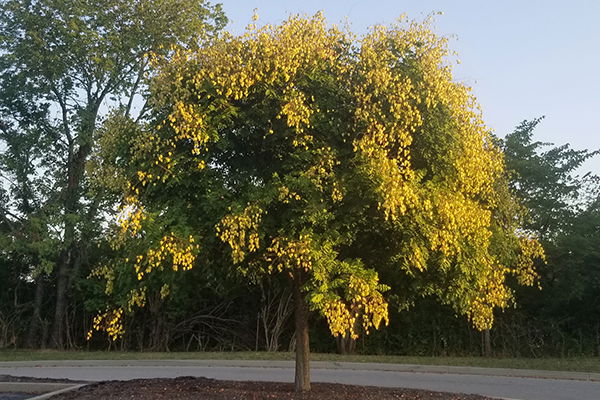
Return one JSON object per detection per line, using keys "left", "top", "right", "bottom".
{"left": 0, "top": 204, "right": 26, "bottom": 234}
{"left": 125, "top": 59, "right": 148, "bottom": 118}
{"left": 134, "top": 98, "right": 150, "bottom": 124}
{"left": 49, "top": 83, "right": 73, "bottom": 144}
{"left": 0, "top": 171, "right": 17, "bottom": 187}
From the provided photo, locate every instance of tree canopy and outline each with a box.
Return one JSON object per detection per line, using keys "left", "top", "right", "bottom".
{"left": 502, "top": 118, "right": 599, "bottom": 238}
{"left": 87, "top": 13, "right": 543, "bottom": 391}
{"left": 499, "top": 119, "right": 599, "bottom": 354}
{"left": 0, "top": 0, "right": 226, "bottom": 348}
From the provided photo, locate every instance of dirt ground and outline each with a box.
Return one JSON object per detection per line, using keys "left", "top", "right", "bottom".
{"left": 50, "top": 377, "right": 496, "bottom": 400}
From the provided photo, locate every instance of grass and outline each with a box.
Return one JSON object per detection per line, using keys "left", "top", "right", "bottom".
{"left": 0, "top": 350, "right": 598, "bottom": 373}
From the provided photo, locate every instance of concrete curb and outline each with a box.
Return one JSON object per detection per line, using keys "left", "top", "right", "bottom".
{"left": 26, "top": 384, "right": 85, "bottom": 400}
{"left": 0, "top": 382, "right": 85, "bottom": 399}
{"left": 1, "top": 359, "right": 599, "bottom": 382}
{"left": 0, "top": 382, "right": 79, "bottom": 394}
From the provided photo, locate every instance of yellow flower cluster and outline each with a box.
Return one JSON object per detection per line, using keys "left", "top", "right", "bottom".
{"left": 216, "top": 205, "right": 263, "bottom": 263}
{"left": 278, "top": 186, "right": 302, "bottom": 203}
{"left": 302, "top": 146, "right": 342, "bottom": 200}
{"left": 467, "top": 264, "right": 512, "bottom": 330}
{"left": 453, "top": 125, "right": 503, "bottom": 201}
{"left": 194, "top": 13, "right": 342, "bottom": 98}
{"left": 126, "top": 287, "right": 147, "bottom": 312}
{"left": 321, "top": 274, "right": 389, "bottom": 339}
{"left": 148, "top": 12, "right": 347, "bottom": 165}
{"left": 463, "top": 232, "right": 544, "bottom": 331}
{"left": 265, "top": 235, "right": 313, "bottom": 273}
{"left": 428, "top": 193, "right": 492, "bottom": 258}
{"left": 87, "top": 308, "right": 124, "bottom": 342}
{"left": 352, "top": 19, "right": 503, "bottom": 225}
{"left": 133, "top": 234, "right": 198, "bottom": 281}
{"left": 322, "top": 300, "right": 355, "bottom": 338}
{"left": 167, "top": 101, "right": 210, "bottom": 160}
{"left": 280, "top": 87, "right": 313, "bottom": 135}
{"left": 117, "top": 195, "right": 146, "bottom": 236}
{"left": 514, "top": 236, "right": 545, "bottom": 287}
{"left": 160, "top": 283, "right": 171, "bottom": 299}
{"left": 127, "top": 126, "right": 175, "bottom": 186}
{"left": 331, "top": 182, "right": 343, "bottom": 203}
{"left": 352, "top": 25, "right": 422, "bottom": 220}
{"left": 89, "top": 264, "right": 116, "bottom": 295}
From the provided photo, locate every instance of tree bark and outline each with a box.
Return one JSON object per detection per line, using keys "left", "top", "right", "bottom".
{"left": 51, "top": 248, "right": 71, "bottom": 349}
{"left": 26, "top": 276, "right": 44, "bottom": 348}
{"left": 51, "top": 129, "right": 94, "bottom": 348}
{"left": 336, "top": 331, "right": 356, "bottom": 355}
{"left": 483, "top": 329, "right": 492, "bottom": 357}
{"left": 293, "top": 273, "right": 310, "bottom": 392}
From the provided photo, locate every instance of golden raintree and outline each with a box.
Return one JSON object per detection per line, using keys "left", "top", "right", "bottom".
{"left": 90, "top": 13, "right": 543, "bottom": 391}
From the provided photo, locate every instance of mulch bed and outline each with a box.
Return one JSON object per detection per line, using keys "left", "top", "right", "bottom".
{"left": 50, "top": 377, "right": 496, "bottom": 400}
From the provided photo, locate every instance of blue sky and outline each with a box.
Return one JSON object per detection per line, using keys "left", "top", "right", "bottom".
{"left": 220, "top": 0, "right": 600, "bottom": 175}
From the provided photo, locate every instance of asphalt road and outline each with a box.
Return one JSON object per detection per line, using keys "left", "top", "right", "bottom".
{"left": 1, "top": 360, "right": 599, "bottom": 400}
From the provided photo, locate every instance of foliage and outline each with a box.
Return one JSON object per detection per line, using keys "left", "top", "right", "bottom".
{"left": 89, "top": 13, "right": 544, "bottom": 386}
{"left": 500, "top": 119, "right": 600, "bottom": 356}
{"left": 502, "top": 118, "right": 599, "bottom": 238}
{"left": 0, "top": 0, "right": 226, "bottom": 348}
{"left": 3, "top": 1, "right": 599, "bottom": 363}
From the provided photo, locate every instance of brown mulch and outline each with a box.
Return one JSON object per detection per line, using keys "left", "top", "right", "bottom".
{"left": 50, "top": 377, "right": 496, "bottom": 400}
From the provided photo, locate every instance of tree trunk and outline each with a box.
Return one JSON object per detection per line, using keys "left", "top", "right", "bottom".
{"left": 483, "top": 329, "right": 492, "bottom": 357}
{"left": 51, "top": 152, "right": 80, "bottom": 349}
{"left": 51, "top": 119, "right": 94, "bottom": 349}
{"left": 26, "top": 276, "right": 44, "bottom": 348}
{"left": 293, "top": 274, "right": 310, "bottom": 392}
{"left": 49, "top": 100, "right": 99, "bottom": 349}
{"left": 336, "top": 331, "right": 356, "bottom": 355}
{"left": 51, "top": 248, "right": 71, "bottom": 349}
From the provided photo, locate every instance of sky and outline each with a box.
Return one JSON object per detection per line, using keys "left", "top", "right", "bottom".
{"left": 220, "top": 0, "right": 600, "bottom": 175}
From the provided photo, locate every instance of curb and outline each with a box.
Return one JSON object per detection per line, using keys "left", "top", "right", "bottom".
{"left": 27, "top": 384, "right": 85, "bottom": 400}
{"left": 0, "top": 382, "right": 85, "bottom": 399}
{"left": 0, "top": 382, "right": 79, "bottom": 394}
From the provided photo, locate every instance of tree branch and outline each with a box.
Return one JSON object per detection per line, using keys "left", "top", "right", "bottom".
{"left": 49, "top": 83, "right": 73, "bottom": 145}
{"left": 125, "top": 59, "right": 148, "bottom": 118}
{"left": 0, "top": 204, "right": 25, "bottom": 233}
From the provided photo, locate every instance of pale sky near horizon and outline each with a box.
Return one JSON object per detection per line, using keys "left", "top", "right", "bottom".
{"left": 220, "top": 0, "right": 600, "bottom": 175}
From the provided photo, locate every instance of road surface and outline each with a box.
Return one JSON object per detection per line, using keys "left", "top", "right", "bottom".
{"left": 1, "top": 360, "right": 599, "bottom": 400}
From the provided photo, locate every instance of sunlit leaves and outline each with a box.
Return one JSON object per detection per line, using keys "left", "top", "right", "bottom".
{"left": 94, "top": 12, "right": 545, "bottom": 342}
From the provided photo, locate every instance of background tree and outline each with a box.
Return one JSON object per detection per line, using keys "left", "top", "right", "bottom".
{"left": 502, "top": 117, "right": 598, "bottom": 238}
{"left": 90, "top": 14, "right": 543, "bottom": 391}
{"left": 0, "top": 0, "right": 226, "bottom": 348}
{"left": 498, "top": 119, "right": 600, "bottom": 356}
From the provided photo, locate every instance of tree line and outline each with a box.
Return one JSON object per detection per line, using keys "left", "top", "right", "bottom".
{"left": 0, "top": 1, "right": 598, "bottom": 375}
